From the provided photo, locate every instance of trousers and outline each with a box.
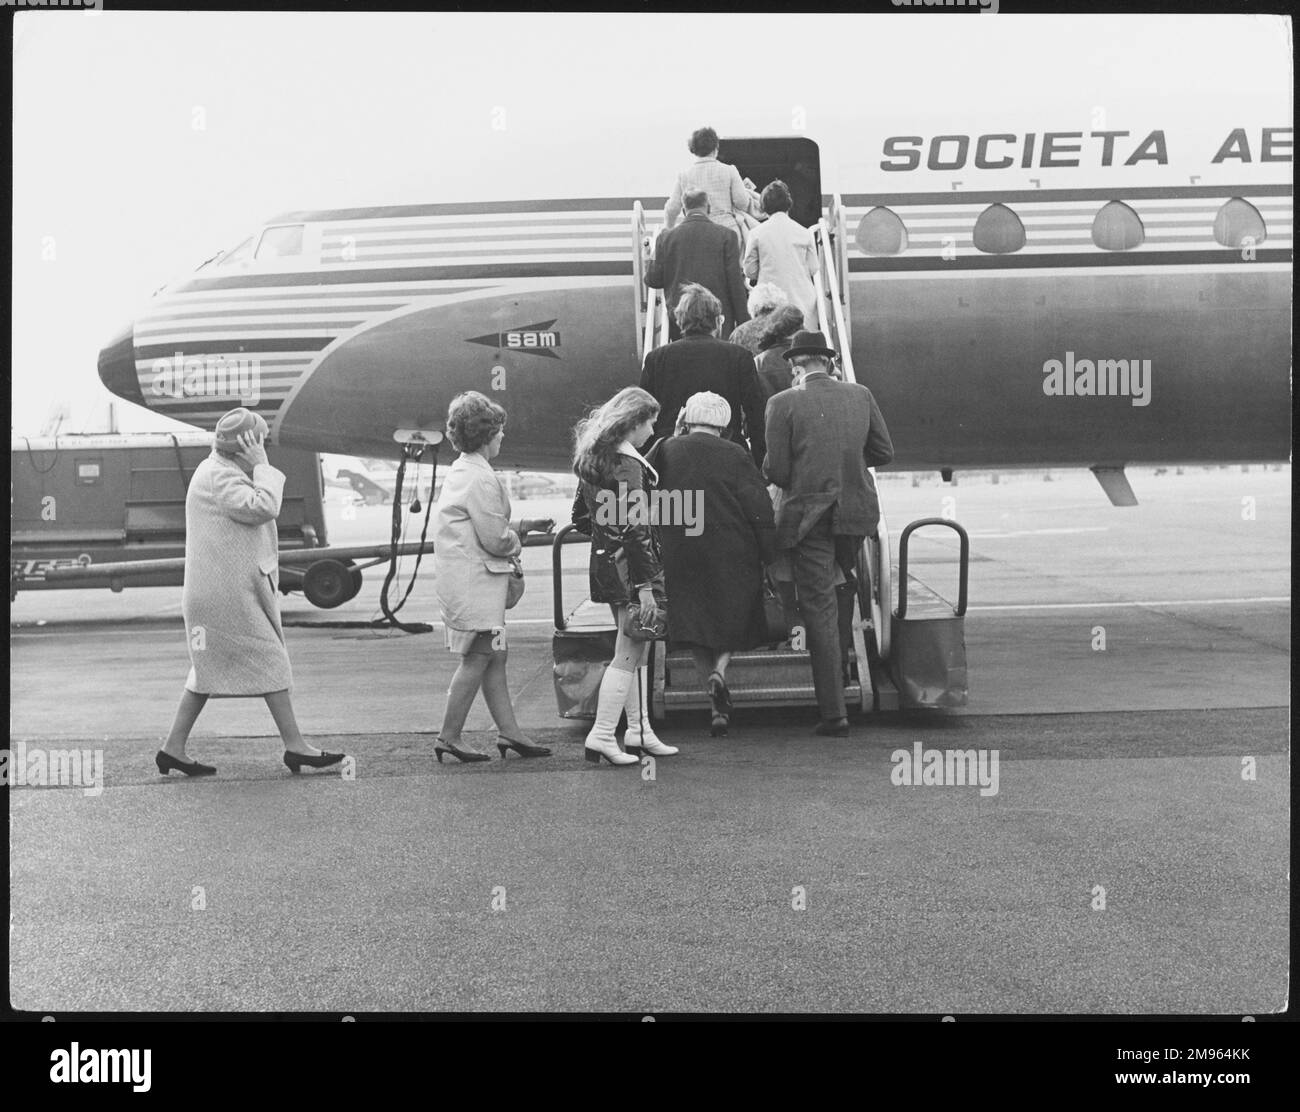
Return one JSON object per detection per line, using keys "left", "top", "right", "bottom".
{"left": 790, "top": 511, "right": 861, "bottom": 721}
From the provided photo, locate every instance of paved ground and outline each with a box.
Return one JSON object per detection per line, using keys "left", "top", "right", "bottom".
{"left": 8, "top": 465, "right": 1290, "bottom": 1013}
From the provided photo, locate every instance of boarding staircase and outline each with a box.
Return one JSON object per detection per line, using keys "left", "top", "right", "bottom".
{"left": 623, "top": 199, "right": 901, "bottom": 718}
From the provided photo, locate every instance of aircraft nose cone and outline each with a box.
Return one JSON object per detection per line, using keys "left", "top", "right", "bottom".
{"left": 97, "top": 323, "right": 144, "bottom": 406}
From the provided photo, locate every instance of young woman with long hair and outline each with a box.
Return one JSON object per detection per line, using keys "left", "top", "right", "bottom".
{"left": 571, "top": 387, "right": 679, "bottom": 765}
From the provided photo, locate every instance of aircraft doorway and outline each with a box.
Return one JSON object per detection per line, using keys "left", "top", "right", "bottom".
{"left": 717, "top": 136, "right": 822, "bottom": 228}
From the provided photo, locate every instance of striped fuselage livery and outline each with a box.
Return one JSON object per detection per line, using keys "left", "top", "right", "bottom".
{"left": 99, "top": 185, "right": 1291, "bottom": 472}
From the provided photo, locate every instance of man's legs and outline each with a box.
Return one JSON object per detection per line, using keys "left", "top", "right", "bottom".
{"left": 791, "top": 514, "right": 845, "bottom": 723}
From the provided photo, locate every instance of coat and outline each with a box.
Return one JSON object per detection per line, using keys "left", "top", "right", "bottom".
{"left": 763, "top": 372, "right": 895, "bottom": 550}
{"left": 742, "top": 211, "right": 819, "bottom": 328}
{"left": 663, "top": 155, "right": 763, "bottom": 243}
{"left": 432, "top": 452, "right": 522, "bottom": 631}
{"left": 647, "top": 432, "right": 776, "bottom": 651}
{"left": 645, "top": 212, "right": 749, "bottom": 339}
{"left": 182, "top": 452, "right": 292, "bottom": 696}
{"left": 755, "top": 344, "right": 795, "bottom": 399}
{"left": 572, "top": 448, "right": 662, "bottom": 605}
{"left": 640, "top": 333, "right": 768, "bottom": 469}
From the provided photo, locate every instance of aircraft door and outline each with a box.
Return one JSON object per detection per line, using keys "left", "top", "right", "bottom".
{"left": 716, "top": 136, "right": 822, "bottom": 227}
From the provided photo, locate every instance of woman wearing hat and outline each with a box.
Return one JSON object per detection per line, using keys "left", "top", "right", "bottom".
{"left": 156, "top": 407, "right": 344, "bottom": 776}
{"left": 647, "top": 392, "right": 775, "bottom": 736}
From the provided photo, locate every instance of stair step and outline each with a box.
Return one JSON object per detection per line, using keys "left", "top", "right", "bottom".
{"left": 664, "top": 682, "right": 861, "bottom": 708}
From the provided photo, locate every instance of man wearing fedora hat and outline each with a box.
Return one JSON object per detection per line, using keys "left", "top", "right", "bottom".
{"left": 762, "top": 331, "right": 894, "bottom": 735}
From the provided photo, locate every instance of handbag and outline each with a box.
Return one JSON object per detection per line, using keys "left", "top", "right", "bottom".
{"left": 505, "top": 556, "right": 525, "bottom": 610}
{"left": 622, "top": 595, "right": 668, "bottom": 641}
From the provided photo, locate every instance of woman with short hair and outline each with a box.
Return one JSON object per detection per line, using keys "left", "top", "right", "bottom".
{"left": 432, "top": 391, "right": 552, "bottom": 762}
{"left": 571, "top": 387, "right": 678, "bottom": 765}
{"left": 663, "top": 125, "right": 764, "bottom": 247}
{"left": 728, "top": 282, "right": 790, "bottom": 354}
{"left": 742, "top": 179, "right": 819, "bottom": 329}
{"left": 156, "top": 407, "right": 344, "bottom": 777}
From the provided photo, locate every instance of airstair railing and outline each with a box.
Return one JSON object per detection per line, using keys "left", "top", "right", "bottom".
{"left": 815, "top": 211, "right": 890, "bottom": 662}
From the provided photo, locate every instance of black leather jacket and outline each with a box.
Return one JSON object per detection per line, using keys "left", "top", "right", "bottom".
{"left": 572, "top": 453, "right": 663, "bottom": 605}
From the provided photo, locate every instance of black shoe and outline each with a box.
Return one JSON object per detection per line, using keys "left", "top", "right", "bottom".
{"left": 283, "top": 749, "right": 346, "bottom": 773}
{"left": 813, "top": 718, "right": 849, "bottom": 737}
{"left": 434, "top": 739, "right": 491, "bottom": 764}
{"left": 710, "top": 714, "right": 730, "bottom": 738}
{"left": 155, "top": 750, "right": 216, "bottom": 777}
{"left": 497, "top": 736, "right": 551, "bottom": 758}
{"left": 707, "top": 671, "right": 732, "bottom": 717}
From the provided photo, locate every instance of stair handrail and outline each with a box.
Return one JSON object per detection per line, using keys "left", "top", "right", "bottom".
{"left": 642, "top": 226, "right": 661, "bottom": 364}
{"left": 817, "top": 216, "right": 889, "bottom": 660}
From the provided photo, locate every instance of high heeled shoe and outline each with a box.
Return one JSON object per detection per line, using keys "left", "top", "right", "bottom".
{"left": 283, "top": 749, "right": 346, "bottom": 773}
{"left": 707, "top": 671, "right": 732, "bottom": 717}
{"left": 434, "top": 738, "right": 491, "bottom": 764}
{"left": 496, "top": 736, "right": 551, "bottom": 758}
{"left": 155, "top": 750, "right": 216, "bottom": 777}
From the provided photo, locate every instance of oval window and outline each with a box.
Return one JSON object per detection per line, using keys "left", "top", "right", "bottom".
{"left": 855, "top": 207, "right": 908, "bottom": 255}
{"left": 972, "top": 203, "right": 1025, "bottom": 254}
{"left": 1213, "top": 198, "right": 1266, "bottom": 248}
{"left": 1091, "top": 201, "right": 1145, "bottom": 250}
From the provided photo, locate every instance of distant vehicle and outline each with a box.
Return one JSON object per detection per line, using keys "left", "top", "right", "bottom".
{"left": 9, "top": 433, "right": 410, "bottom": 608}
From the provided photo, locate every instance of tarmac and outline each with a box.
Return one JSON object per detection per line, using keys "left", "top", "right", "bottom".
{"left": 8, "top": 465, "right": 1290, "bottom": 1013}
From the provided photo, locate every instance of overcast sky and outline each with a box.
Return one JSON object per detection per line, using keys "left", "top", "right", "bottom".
{"left": 11, "top": 11, "right": 1291, "bottom": 435}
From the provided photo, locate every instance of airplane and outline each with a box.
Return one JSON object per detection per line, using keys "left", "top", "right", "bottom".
{"left": 94, "top": 19, "right": 1292, "bottom": 507}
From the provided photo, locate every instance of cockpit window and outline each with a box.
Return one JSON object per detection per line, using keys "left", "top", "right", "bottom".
{"left": 255, "top": 225, "right": 305, "bottom": 260}
{"left": 216, "top": 237, "right": 254, "bottom": 267}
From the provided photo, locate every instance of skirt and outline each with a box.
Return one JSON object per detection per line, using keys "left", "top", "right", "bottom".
{"left": 444, "top": 627, "right": 499, "bottom": 655}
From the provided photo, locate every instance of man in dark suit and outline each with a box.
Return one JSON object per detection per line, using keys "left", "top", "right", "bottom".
{"left": 763, "top": 330, "right": 894, "bottom": 735}
{"left": 646, "top": 189, "right": 749, "bottom": 340}
{"left": 640, "top": 284, "right": 767, "bottom": 469}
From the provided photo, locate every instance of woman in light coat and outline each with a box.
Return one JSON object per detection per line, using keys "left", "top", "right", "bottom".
{"left": 156, "top": 407, "right": 344, "bottom": 777}
{"left": 664, "top": 125, "right": 764, "bottom": 248}
{"left": 433, "top": 392, "right": 552, "bottom": 762}
{"left": 742, "top": 180, "right": 819, "bottom": 330}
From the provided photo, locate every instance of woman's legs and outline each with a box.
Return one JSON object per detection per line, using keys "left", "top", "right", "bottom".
{"left": 586, "top": 606, "right": 647, "bottom": 764}
{"left": 481, "top": 648, "right": 526, "bottom": 738}
{"left": 162, "top": 689, "right": 209, "bottom": 759}
{"left": 438, "top": 652, "right": 492, "bottom": 748}
{"left": 265, "top": 690, "right": 323, "bottom": 756}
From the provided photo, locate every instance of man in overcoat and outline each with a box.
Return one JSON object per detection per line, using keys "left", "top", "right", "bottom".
{"left": 762, "top": 332, "right": 894, "bottom": 735}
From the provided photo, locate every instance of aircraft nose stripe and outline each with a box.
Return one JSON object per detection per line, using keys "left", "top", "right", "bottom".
{"left": 97, "top": 324, "right": 144, "bottom": 406}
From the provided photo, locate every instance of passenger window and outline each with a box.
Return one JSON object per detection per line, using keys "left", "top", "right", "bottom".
{"left": 973, "top": 204, "right": 1025, "bottom": 254}
{"left": 255, "top": 225, "right": 305, "bottom": 260}
{"left": 217, "top": 238, "right": 254, "bottom": 267}
{"left": 1092, "top": 201, "right": 1145, "bottom": 250}
{"left": 856, "top": 207, "right": 908, "bottom": 255}
{"left": 1213, "top": 198, "right": 1266, "bottom": 248}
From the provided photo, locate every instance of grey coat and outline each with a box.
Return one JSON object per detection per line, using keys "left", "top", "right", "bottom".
{"left": 182, "top": 452, "right": 292, "bottom": 696}
{"left": 763, "top": 372, "right": 895, "bottom": 549}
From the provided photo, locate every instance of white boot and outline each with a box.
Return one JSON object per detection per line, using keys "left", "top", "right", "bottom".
{"left": 585, "top": 666, "right": 640, "bottom": 766}
{"left": 623, "top": 665, "right": 678, "bottom": 756}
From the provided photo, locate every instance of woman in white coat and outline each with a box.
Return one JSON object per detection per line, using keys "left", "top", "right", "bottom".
{"left": 156, "top": 407, "right": 344, "bottom": 777}
{"left": 432, "top": 392, "right": 553, "bottom": 762}
{"left": 742, "top": 180, "right": 819, "bottom": 330}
